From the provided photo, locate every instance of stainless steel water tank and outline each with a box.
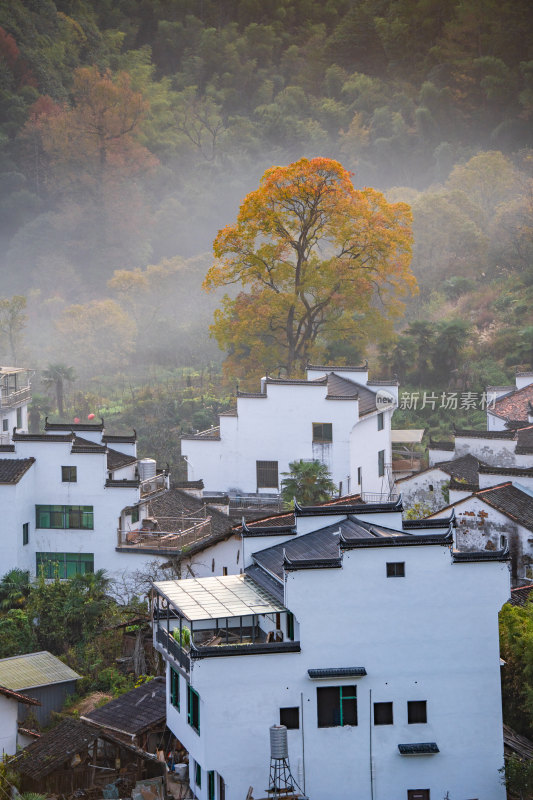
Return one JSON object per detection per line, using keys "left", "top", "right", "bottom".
{"left": 270, "top": 725, "right": 288, "bottom": 759}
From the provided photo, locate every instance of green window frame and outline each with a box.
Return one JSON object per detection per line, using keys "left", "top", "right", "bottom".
{"left": 187, "top": 684, "right": 200, "bottom": 734}
{"left": 286, "top": 612, "right": 295, "bottom": 641}
{"left": 317, "top": 685, "right": 357, "bottom": 728}
{"left": 61, "top": 466, "right": 77, "bottom": 482}
{"left": 131, "top": 506, "right": 139, "bottom": 524}
{"left": 377, "top": 412, "right": 384, "bottom": 431}
{"left": 170, "top": 667, "right": 180, "bottom": 710}
{"left": 35, "top": 505, "right": 94, "bottom": 530}
{"left": 22, "top": 522, "right": 29, "bottom": 546}
{"left": 378, "top": 449, "right": 385, "bottom": 477}
{"left": 195, "top": 762, "right": 201, "bottom": 787}
{"left": 36, "top": 552, "right": 94, "bottom": 579}
{"left": 208, "top": 770, "right": 215, "bottom": 800}
{"left": 312, "top": 422, "right": 333, "bottom": 443}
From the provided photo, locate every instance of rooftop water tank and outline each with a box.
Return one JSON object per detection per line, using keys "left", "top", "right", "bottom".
{"left": 270, "top": 725, "right": 288, "bottom": 759}
{"left": 138, "top": 458, "right": 157, "bottom": 481}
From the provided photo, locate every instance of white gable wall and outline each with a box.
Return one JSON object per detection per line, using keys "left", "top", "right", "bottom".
{"left": 0, "top": 694, "right": 18, "bottom": 756}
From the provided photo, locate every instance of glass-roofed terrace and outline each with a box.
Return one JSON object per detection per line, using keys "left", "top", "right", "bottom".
{"left": 152, "top": 575, "right": 300, "bottom": 672}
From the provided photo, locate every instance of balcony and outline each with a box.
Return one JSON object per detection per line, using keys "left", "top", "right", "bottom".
{"left": 117, "top": 517, "right": 212, "bottom": 555}
{"left": 152, "top": 574, "right": 300, "bottom": 671}
{"left": 0, "top": 386, "right": 31, "bottom": 409}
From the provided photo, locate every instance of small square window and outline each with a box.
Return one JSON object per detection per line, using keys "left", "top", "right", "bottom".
{"left": 280, "top": 707, "right": 299, "bottom": 729}
{"left": 386, "top": 562, "right": 405, "bottom": 577}
{"left": 374, "top": 702, "right": 393, "bottom": 725}
{"left": 428, "top": 484, "right": 434, "bottom": 492}
{"left": 312, "top": 422, "right": 332, "bottom": 443}
{"left": 61, "top": 466, "right": 77, "bottom": 482}
{"left": 257, "top": 460, "right": 278, "bottom": 489}
{"left": 377, "top": 413, "right": 384, "bottom": 431}
{"left": 22, "top": 522, "right": 29, "bottom": 546}
{"left": 408, "top": 700, "right": 427, "bottom": 724}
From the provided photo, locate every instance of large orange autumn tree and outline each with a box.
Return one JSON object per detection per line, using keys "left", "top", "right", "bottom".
{"left": 204, "top": 157, "right": 416, "bottom": 383}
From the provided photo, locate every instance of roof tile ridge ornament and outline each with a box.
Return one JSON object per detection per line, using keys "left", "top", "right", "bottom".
{"left": 241, "top": 516, "right": 250, "bottom": 535}
{"left": 393, "top": 493, "right": 403, "bottom": 510}
{"left": 294, "top": 499, "right": 303, "bottom": 515}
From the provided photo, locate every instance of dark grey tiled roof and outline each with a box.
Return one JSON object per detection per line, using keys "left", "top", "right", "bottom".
{"left": 244, "top": 564, "right": 284, "bottom": 603}
{"left": 0, "top": 444, "right": 15, "bottom": 452}
{"left": 398, "top": 742, "right": 439, "bottom": 755}
{"left": 516, "top": 426, "right": 533, "bottom": 454}
{"left": 509, "top": 584, "right": 533, "bottom": 606}
{"left": 11, "top": 718, "right": 98, "bottom": 779}
{"left": 476, "top": 483, "right": 533, "bottom": 532}
{"left": 307, "top": 363, "right": 368, "bottom": 372}
{"left": 82, "top": 677, "right": 165, "bottom": 735}
{"left": 148, "top": 488, "right": 233, "bottom": 549}
{"left": 434, "top": 454, "right": 483, "bottom": 485}
{"left": 428, "top": 440, "right": 454, "bottom": 451}
{"left": 71, "top": 435, "right": 106, "bottom": 454}
{"left": 252, "top": 518, "right": 392, "bottom": 579}
{"left": 308, "top": 667, "right": 367, "bottom": 678}
{"left": 454, "top": 428, "right": 516, "bottom": 440}
{"left": 326, "top": 373, "right": 378, "bottom": 414}
{"left": 452, "top": 548, "right": 509, "bottom": 563}
{"left": 102, "top": 433, "right": 137, "bottom": 443}
{"left": 45, "top": 419, "right": 104, "bottom": 432}
{"left": 0, "top": 457, "right": 35, "bottom": 483}
{"left": 106, "top": 446, "right": 137, "bottom": 470}
{"left": 12, "top": 432, "right": 72, "bottom": 442}
{"left": 478, "top": 464, "right": 533, "bottom": 478}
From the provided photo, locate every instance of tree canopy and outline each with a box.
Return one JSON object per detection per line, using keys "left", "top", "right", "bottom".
{"left": 205, "top": 157, "right": 415, "bottom": 381}
{"left": 281, "top": 459, "right": 337, "bottom": 506}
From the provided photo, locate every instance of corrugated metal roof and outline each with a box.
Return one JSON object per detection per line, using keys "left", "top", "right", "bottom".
{"left": 0, "top": 651, "right": 80, "bottom": 690}
{"left": 153, "top": 574, "right": 286, "bottom": 621}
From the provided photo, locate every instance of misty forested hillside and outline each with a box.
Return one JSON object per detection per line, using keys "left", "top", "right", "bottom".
{"left": 0, "top": 0, "right": 532, "bottom": 444}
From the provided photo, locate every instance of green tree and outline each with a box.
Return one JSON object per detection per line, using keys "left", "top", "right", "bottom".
{"left": 204, "top": 157, "right": 415, "bottom": 383}
{"left": 0, "top": 295, "right": 27, "bottom": 364}
{"left": 41, "top": 363, "right": 76, "bottom": 416}
{"left": 0, "top": 568, "right": 31, "bottom": 610}
{"left": 431, "top": 319, "right": 471, "bottom": 380}
{"left": 281, "top": 459, "right": 337, "bottom": 507}
{"left": 499, "top": 600, "right": 533, "bottom": 737}
{"left": 0, "top": 609, "right": 37, "bottom": 658}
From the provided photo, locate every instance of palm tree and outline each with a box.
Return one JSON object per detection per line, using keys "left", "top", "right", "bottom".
{"left": 41, "top": 363, "right": 77, "bottom": 416}
{"left": 0, "top": 568, "right": 31, "bottom": 610}
{"left": 281, "top": 460, "right": 337, "bottom": 507}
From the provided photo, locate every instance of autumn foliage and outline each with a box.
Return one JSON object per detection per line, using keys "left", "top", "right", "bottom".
{"left": 205, "top": 157, "right": 416, "bottom": 382}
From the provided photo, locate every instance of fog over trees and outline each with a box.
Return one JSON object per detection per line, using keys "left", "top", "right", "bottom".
{"left": 0, "top": 0, "right": 531, "bottom": 452}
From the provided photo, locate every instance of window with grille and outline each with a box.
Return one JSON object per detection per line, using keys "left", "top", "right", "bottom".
{"left": 386, "top": 562, "right": 405, "bottom": 577}
{"left": 256, "top": 460, "right": 278, "bottom": 489}
{"left": 317, "top": 685, "right": 357, "bottom": 727}
{"left": 312, "top": 422, "right": 332, "bottom": 442}
{"left": 61, "top": 466, "right": 77, "bottom": 482}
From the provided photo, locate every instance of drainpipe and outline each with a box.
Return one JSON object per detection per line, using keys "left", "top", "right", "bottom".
{"left": 369, "top": 689, "right": 374, "bottom": 800}
{"left": 300, "top": 692, "right": 306, "bottom": 795}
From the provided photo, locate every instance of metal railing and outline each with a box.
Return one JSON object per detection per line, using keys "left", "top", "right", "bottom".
{"left": 360, "top": 491, "right": 400, "bottom": 503}
{"left": 155, "top": 626, "right": 190, "bottom": 671}
{"left": 140, "top": 473, "right": 168, "bottom": 496}
{"left": 117, "top": 518, "right": 212, "bottom": 550}
{"left": 229, "top": 494, "right": 283, "bottom": 511}
{"left": 0, "top": 386, "right": 31, "bottom": 408}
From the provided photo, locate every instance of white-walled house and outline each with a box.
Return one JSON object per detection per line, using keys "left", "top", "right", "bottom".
{"left": 429, "top": 481, "right": 533, "bottom": 586}
{"left": 0, "top": 366, "right": 31, "bottom": 444}
{"left": 182, "top": 364, "right": 398, "bottom": 499}
{"left": 486, "top": 372, "right": 533, "bottom": 430}
{"left": 0, "top": 419, "right": 243, "bottom": 585}
{"left": 396, "top": 453, "right": 483, "bottom": 514}
{"left": 153, "top": 498, "right": 509, "bottom": 800}
{"left": 0, "top": 685, "right": 40, "bottom": 756}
